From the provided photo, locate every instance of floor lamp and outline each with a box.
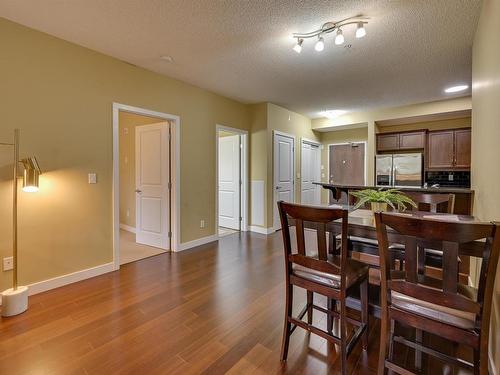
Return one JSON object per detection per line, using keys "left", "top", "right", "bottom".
{"left": 1, "top": 129, "right": 41, "bottom": 317}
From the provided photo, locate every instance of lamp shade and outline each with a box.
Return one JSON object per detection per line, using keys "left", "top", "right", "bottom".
{"left": 21, "top": 156, "right": 41, "bottom": 193}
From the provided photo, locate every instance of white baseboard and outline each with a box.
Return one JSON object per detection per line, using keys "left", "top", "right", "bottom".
{"left": 249, "top": 225, "right": 275, "bottom": 235}
{"left": 0, "top": 262, "right": 115, "bottom": 305}
{"left": 119, "top": 223, "right": 136, "bottom": 233}
{"left": 177, "top": 235, "right": 218, "bottom": 251}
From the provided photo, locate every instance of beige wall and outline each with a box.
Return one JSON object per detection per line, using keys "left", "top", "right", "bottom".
{"left": 377, "top": 117, "right": 471, "bottom": 133}
{"left": 319, "top": 127, "right": 369, "bottom": 203}
{"left": 0, "top": 18, "right": 250, "bottom": 290}
{"left": 119, "top": 112, "right": 164, "bottom": 228}
{"left": 471, "top": 0, "right": 500, "bottom": 372}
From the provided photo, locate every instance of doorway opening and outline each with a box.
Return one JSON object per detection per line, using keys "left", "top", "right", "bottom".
{"left": 113, "top": 103, "right": 180, "bottom": 269}
{"left": 216, "top": 125, "right": 248, "bottom": 238}
{"left": 328, "top": 142, "right": 367, "bottom": 204}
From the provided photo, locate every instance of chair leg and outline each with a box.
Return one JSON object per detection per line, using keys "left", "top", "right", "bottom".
{"left": 414, "top": 329, "right": 423, "bottom": 370}
{"left": 327, "top": 298, "right": 335, "bottom": 333}
{"left": 280, "top": 284, "right": 293, "bottom": 362}
{"left": 360, "top": 278, "right": 369, "bottom": 350}
{"left": 340, "top": 299, "right": 348, "bottom": 375}
{"left": 307, "top": 291, "right": 313, "bottom": 325}
{"left": 378, "top": 312, "right": 390, "bottom": 375}
{"left": 388, "top": 319, "right": 395, "bottom": 375}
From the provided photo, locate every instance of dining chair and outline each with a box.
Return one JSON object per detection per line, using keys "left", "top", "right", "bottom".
{"left": 278, "top": 201, "right": 369, "bottom": 375}
{"left": 390, "top": 192, "right": 456, "bottom": 272}
{"left": 375, "top": 211, "right": 500, "bottom": 375}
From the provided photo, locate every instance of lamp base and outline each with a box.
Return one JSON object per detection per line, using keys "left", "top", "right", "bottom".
{"left": 1, "top": 286, "right": 28, "bottom": 317}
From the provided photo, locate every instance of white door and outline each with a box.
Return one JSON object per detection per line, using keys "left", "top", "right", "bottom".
{"left": 274, "top": 132, "right": 295, "bottom": 230}
{"left": 135, "top": 122, "right": 170, "bottom": 250}
{"left": 301, "top": 142, "right": 321, "bottom": 205}
{"left": 218, "top": 134, "right": 241, "bottom": 230}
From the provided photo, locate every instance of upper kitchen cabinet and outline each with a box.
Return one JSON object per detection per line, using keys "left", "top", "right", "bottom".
{"left": 376, "top": 130, "right": 426, "bottom": 152}
{"left": 427, "top": 128, "right": 471, "bottom": 170}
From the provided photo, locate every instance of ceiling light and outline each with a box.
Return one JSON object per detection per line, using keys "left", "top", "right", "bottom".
{"left": 320, "top": 110, "right": 347, "bottom": 119}
{"left": 293, "top": 39, "right": 303, "bottom": 53}
{"left": 444, "top": 85, "right": 469, "bottom": 93}
{"left": 160, "top": 55, "right": 173, "bottom": 62}
{"left": 356, "top": 22, "right": 366, "bottom": 38}
{"left": 315, "top": 36, "right": 325, "bottom": 52}
{"left": 334, "top": 29, "right": 344, "bottom": 45}
{"left": 291, "top": 16, "right": 369, "bottom": 55}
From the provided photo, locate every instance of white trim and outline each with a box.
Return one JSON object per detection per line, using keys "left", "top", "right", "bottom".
{"left": 327, "top": 141, "right": 368, "bottom": 186}
{"left": 300, "top": 137, "right": 321, "bottom": 146}
{"left": 0, "top": 262, "right": 115, "bottom": 305}
{"left": 490, "top": 351, "right": 498, "bottom": 375}
{"left": 273, "top": 130, "right": 296, "bottom": 231}
{"left": 249, "top": 226, "right": 276, "bottom": 235}
{"left": 178, "top": 235, "right": 218, "bottom": 251}
{"left": 113, "top": 103, "right": 181, "bottom": 270}
{"left": 119, "top": 223, "right": 136, "bottom": 233}
{"left": 215, "top": 125, "right": 249, "bottom": 234}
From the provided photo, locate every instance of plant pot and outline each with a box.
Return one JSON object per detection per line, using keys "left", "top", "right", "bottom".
{"left": 370, "top": 202, "right": 388, "bottom": 212}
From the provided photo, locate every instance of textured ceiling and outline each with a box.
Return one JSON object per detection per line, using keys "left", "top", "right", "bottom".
{"left": 0, "top": 0, "right": 480, "bottom": 118}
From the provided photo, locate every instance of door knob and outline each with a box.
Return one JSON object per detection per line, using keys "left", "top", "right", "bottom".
{"left": 135, "top": 189, "right": 142, "bottom": 193}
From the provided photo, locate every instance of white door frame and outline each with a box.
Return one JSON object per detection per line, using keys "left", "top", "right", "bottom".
{"left": 113, "top": 103, "right": 181, "bottom": 270}
{"left": 273, "top": 130, "right": 296, "bottom": 231}
{"left": 300, "top": 137, "right": 321, "bottom": 204}
{"left": 215, "top": 124, "right": 248, "bottom": 234}
{"left": 327, "top": 141, "right": 368, "bottom": 185}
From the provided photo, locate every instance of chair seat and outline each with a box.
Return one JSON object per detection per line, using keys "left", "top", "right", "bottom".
{"left": 293, "top": 255, "right": 369, "bottom": 289}
{"left": 336, "top": 234, "right": 379, "bottom": 246}
{"left": 391, "top": 284, "right": 477, "bottom": 330}
{"left": 389, "top": 243, "right": 443, "bottom": 256}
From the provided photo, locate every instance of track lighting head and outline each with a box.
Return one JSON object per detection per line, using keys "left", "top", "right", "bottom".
{"left": 356, "top": 22, "right": 366, "bottom": 38}
{"left": 314, "top": 36, "right": 325, "bottom": 52}
{"left": 293, "top": 38, "right": 303, "bottom": 53}
{"left": 334, "top": 28, "right": 344, "bottom": 45}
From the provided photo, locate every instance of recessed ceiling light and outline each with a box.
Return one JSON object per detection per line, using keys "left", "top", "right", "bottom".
{"left": 444, "top": 85, "right": 468, "bottom": 93}
{"left": 160, "top": 55, "right": 173, "bottom": 63}
{"left": 320, "top": 110, "right": 347, "bottom": 119}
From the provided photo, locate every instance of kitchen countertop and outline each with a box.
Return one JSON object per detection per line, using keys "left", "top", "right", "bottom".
{"left": 313, "top": 182, "right": 474, "bottom": 194}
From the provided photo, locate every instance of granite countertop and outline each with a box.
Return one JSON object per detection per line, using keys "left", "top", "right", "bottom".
{"left": 314, "top": 182, "right": 474, "bottom": 194}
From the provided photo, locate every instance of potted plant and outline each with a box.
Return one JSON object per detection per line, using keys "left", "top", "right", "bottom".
{"left": 349, "top": 188, "right": 417, "bottom": 212}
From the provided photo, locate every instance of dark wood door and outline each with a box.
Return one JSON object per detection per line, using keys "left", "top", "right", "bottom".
{"left": 427, "top": 130, "right": 454, "bottom": 170}
{"left": 399, "top": 131, "right": 425, "bottom": 150}
{"left": 454, "top": 129, "right": 471, "bottom": 169}
{"left": 329, "top": 143, "right": 365, "bottom": 185}
{"left": 377, "top": 134, "right": 399, "bottom": 151}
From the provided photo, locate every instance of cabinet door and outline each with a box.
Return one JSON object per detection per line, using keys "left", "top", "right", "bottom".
{"left": 399, "top": 131, "right": 425, "bottom": 149}
{"left": 377, "top": 133, "right": 399, "bottom": 151}
{"left": 454, "top": 129, "right": 471, "bottom": 169}
{"left": 427, "top": 131, "right": 454, "bottom": 169}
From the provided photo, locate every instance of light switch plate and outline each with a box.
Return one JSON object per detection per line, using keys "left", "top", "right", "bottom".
{"left": 3, "top": 257, "right": 13, "bottom": 271}
{"left": 88, "top": 173, "right": 97, "bottom": 184}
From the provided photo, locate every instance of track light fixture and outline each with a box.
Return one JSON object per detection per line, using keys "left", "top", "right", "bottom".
{"left": 292, "top": 16, "right": 368, "bottom": 53}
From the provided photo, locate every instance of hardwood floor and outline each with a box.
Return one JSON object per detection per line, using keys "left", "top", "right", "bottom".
{"left": 0, "top": 232, "right": 468, "bottom": 374}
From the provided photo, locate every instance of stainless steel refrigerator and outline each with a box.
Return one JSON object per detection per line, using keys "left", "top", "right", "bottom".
{"left": 375, "top": 153, "right": 423, "bottom": 187}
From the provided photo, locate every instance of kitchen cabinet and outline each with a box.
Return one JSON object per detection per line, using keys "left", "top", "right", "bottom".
{"left": 376, "top": 130, "right": 425, "bottom": 152}
{"left": 427, "top": 128, "right": 471, "bottom": 170}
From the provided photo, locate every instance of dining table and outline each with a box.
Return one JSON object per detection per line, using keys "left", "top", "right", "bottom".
{"left": 296, "top": 205, "right": 483, "bottom": 317}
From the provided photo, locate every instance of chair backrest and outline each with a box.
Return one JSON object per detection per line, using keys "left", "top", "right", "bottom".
{"left": 278, "top": 201, "right": 348, "bottom": 287}
{"left": 375, "top": 211, "right": 500, "bottom": 333}
{"left": 409, "top": 192, "right": 455, "bottom": 213}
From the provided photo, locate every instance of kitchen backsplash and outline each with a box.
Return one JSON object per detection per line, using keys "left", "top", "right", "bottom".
{"left": 425, "top": 171, "right": 470, "bottom": 188}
